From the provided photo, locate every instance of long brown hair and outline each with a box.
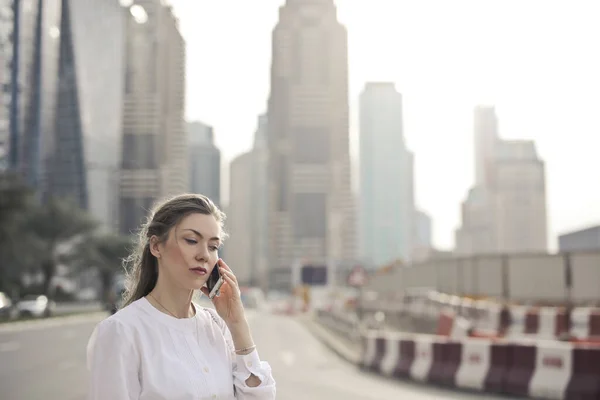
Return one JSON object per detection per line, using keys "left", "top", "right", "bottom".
{"left": 121, "top": 193, "right": 226, "bottom": 308}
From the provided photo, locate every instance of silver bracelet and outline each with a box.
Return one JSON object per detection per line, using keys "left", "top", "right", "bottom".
{"left": 235, "top": 344, "right": 256, "bottom": 354}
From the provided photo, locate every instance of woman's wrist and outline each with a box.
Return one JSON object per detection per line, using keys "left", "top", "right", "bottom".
{"left": 228, "top": 319, "right": 255, "bottom": 353}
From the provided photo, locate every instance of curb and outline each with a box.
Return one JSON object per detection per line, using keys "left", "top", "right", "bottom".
{"left": 299, "top": 314, "right": 361, "bottom": 365}
{"left": 0, "top": 311, "right": 108, "bottom": 333}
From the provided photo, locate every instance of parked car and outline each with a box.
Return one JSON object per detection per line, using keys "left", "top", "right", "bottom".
{"left": 0, "top": 292, "right": 15, "bottom": 320}
{"left": 17, "top": 295, "right": 56, "bottom": 318}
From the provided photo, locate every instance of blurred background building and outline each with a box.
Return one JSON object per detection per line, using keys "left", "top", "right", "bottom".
{"left": 558, "top": 224, "right": 600, "bottom": 252}
{"left": 47, "top": 0, "right": 125, "bottom": 232}
{"left": 358, "top": 82, "right": 414, "bottom": 268}
{"left": 226, "top": 114, "right": 270, "bottom": 289}
{"left": 412, "top": 209, "right": 433, "bottom": 262}
{"left": 266, "top": 0, "right": 355, "bottom": 290}
{"left": 0, "top": 1, "right": 11, "bottom": 170}
{"left": 12, "top": 0, "right": 61, "bottom": 197}
{"left": 118, "top": 0, "right": 186, "bottom": 235}
{"left": 188, "top": 121, "right": 220, "bottom": 207}
{"left": 0, "top": 0, "right": 125, "bottom": 231}
{"left": 455, "top": 106, "right": 548, "bottom": 255}
{"left": 227, "top": 151, "right": 254, "bottom": 286}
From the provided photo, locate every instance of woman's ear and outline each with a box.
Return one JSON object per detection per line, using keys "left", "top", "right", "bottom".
{"left": 149, "top": 235, "right": 161, "bottom": 259}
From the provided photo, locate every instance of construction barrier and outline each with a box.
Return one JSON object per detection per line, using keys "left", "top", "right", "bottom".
{"left": 359, "top": 330, "right": 600, "bottom": 400}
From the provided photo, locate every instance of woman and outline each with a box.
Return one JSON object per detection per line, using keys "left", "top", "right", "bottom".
{"left": 87, "top": 194, "right": 276, "bottom": 400}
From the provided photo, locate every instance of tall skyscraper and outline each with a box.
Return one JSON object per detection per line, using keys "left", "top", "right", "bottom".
{"left": 266, "top": 0, "right": 355, "bottom": 288}
{"left": 0, "top": 1, "right": 10, "bottom": 170}
{"left": 492, "top": 140, "right": 547, "bottom": 253}
{"left": 188, "top": 121, "right": 221, "bottom": 207}
{"left": 2, "top": 0, "right": 124, "bottom": 231}
{"left": 414, "top": 210, "right": 432, "bottom": 249}
{"left": 225, "top": 114, "right": 269, "bottom": 288}
{"left": 456, "top": 106, "right": 547, "bottom": 255}
{"left": 46, "top": 0, "right": 125, "bottom": 231}
{"left": 12, "top": 0, "right": 61, "bottom": 195}
{"left": 474, "top": 105, "right": 499, "bottom": 187}
{"left": 250, "top": 114, "right": 269, "bottom": 290}
{"left": 359, "top": 82, "right": 415, "bottom": 267}
{"left": 227, "top": 151, "right": 254, "bottom": 286}
{"left": 119, "top": 0, "right": 186, "bottom": 235}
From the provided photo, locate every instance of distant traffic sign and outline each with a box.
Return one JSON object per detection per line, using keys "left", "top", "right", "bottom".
{"left": 347, "top": 265, "right": 367, "bottom": 287}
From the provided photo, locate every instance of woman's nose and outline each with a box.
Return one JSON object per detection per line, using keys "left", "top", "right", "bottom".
{"left": 193, "top": 246, "right": 204, "bottom": 260}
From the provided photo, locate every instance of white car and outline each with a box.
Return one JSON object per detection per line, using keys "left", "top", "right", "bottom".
{"left": 17, "top": 295, "right": 55, "bottom": 318}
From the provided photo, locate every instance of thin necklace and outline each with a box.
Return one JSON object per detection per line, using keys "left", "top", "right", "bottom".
{"left": 148, "top": 293, "right": 192, "bottom": 319}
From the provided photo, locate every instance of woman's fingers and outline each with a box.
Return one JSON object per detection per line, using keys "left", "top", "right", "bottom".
{"left": 219, "top": 268, "right": 237, "bottom": 283}
{"left": 222, "top": 273, "right": 241, "bottom": 296}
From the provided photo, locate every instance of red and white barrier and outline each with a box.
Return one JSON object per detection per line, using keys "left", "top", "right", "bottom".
{"left": 455, "top": 339, "right": 492, "bottom": 390}
{"left": 529, "top": 341, "right": 572, "bottom": 399}
{"left": 359, "top": 330, "right": 600, "bottom": 400}
{"left": 570, "top": 307, "right": 600, "bottom": 341}
{"left": 409, "top": 335, "right": 434, "bottom": 382}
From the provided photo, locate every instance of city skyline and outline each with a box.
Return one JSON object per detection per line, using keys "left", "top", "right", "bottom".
{"left": 170, "top": 0, "right": 600, "bottom": 251}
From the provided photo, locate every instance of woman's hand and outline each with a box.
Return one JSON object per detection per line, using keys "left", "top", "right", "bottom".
{"left": 200, "top": 259, "right": 246, "bottom": 326}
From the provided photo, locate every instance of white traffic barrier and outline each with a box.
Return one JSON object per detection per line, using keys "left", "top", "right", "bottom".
{"left": 455, "top": 338, "right": 492, "bottom": 391}
{"left": 409, "top": 335, "right": 434, "bottom": 382}
{"left": 528, "top": 341, "right": 573, "bottom": 400}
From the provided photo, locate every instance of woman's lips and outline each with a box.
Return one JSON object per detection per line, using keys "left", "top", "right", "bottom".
{"left": 189, "top": 267, "right": 207, "bottom": 275}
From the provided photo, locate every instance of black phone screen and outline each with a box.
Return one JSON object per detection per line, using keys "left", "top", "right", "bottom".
{"left": 206, "top": 263, "right": 220, "bottom": 291}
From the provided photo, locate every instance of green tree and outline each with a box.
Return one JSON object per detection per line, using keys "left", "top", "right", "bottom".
{"left": 67, "top": 233, "right": 133, "bottom": 302}
{"left": 22, "top": 197, "right": 98, "bottom": 296}
{"left": 0, "top": 172, "right": 39, "bottom": 294}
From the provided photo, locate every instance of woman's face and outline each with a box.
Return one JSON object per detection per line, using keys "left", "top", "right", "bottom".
{"left": 153, "top": 213, "right": 222, "bottom": 291}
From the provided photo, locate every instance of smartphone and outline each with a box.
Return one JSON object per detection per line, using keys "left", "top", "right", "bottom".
{"left": 206, "top": 262, "right": 224, "bottom": 299}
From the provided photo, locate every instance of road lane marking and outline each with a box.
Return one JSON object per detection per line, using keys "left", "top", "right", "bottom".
{"left": 0, "top": 312, "right": 107, "bottom": 334}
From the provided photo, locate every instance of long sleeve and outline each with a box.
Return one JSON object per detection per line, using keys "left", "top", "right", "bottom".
{"left": 206, "top": 308, "right": 276, "bottom": 399}
{"left": 231, "top": 348, "right": 276, "bottom": 400}
{"left": 87, "top": 318, "right": 141, "bottom": 400}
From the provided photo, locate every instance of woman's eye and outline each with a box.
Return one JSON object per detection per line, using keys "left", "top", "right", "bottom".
{"left": 184, "top": 238, "right": 197, "bottom": 245}
{"left": 210, "top": 246, "right": 219, "bottom": 252}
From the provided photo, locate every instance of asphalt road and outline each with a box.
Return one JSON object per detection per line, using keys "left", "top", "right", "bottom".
{"left": 0, "top": 309, "right": 517, "bottom": 400}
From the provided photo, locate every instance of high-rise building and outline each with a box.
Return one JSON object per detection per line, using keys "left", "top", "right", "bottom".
{"left": 12, "top": 0, "right": 61, "bottom": 195}
{"left": 456, "top": 106, "right": 547, "bottom": 255}
{"left": 119, "top": 0, "right": 186, "bottom": 235}
{"left": 2, "top": 0, "right": 125, "bottom": 231}
{"left": 558, "top": 225, "right": 600, "bottom": 252}
{"left": 226, "top": 151, "right": 254, "bottom": 286}
{"left": 414, "top": 209, "right": 432, "bottom": 249}
{"left": 0, "top": 1, "right": 10, "bottom": 170}
{"left": 225, "top": 114, "right": 269, "bottom": 288}
{"left": 250, "top": 114, "right": 269, "bottom": 290}
{"left": 359, "top": 82, "right": 414, "bottom": 267}
{"left": 474, "top": 105, "right": 499, "bottom": 187}
{"left": 46, "top": 0, "right": 125, "bottom": 231}
{"left": 188, "top": 121, "right": 220, "bottom": 207}
{"left": 492, "top": 140, "right": 547, "bottom": 253}
{"left": 266, "top": 0, "right": 355, "bottom": 288}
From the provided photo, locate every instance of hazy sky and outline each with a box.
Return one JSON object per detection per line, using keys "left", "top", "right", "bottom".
{"left": 169, "top": 0, "right": 600, "bottom": 251}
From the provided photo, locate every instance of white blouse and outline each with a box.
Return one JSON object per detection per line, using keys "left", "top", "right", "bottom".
{"left": 87, "top": 297, "right": 276, "bottom": 400}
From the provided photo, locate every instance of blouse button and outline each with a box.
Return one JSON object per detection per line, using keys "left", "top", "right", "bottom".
{"left": 204, "top": 367, "right": 210, "bottom": 373}
{"left": 247, "top": 361, "right": 252, "bottom": 367}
